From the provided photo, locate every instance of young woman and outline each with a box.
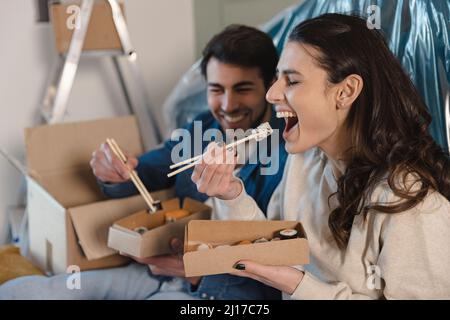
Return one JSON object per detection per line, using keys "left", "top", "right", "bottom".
{"left": 191, "top": 13, "right": 450, "bottom": 299}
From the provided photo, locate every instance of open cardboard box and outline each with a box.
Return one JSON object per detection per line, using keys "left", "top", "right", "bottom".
{"left": 183, "top": 220, "right": 309, "bottom": 277}
{"left": 108, "top": 198, "right": 211, "bottom": 258}
{"left": 50, "top": 1, "right": 125, "bottom": 54}
{"left": 25, "top": 116, "right": 174, "bottom": 274}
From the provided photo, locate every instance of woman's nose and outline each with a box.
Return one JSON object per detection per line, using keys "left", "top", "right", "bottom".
{"left": 266, "top": 78, "right": 284, "bottom": 105}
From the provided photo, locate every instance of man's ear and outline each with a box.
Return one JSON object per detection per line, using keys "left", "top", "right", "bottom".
{"left": 336, "top": 74, "right": 363, "bottom": 109}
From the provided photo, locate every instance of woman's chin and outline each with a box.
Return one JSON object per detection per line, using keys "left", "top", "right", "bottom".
{"left": 283, "top": 126, "right": 302, "bottom": 153}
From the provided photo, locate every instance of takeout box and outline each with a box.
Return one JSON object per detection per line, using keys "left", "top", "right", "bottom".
{"left": 183, "top": 220, "right": 309, "bottom": 277}
{"left": 50, "top": 1, "right": 125, "bottom": 53}
{"left": 107, "top": 198, "right": 211, "bottom": 258}
{"left": 25, "top": 116, "right": 175, "bottom": 274}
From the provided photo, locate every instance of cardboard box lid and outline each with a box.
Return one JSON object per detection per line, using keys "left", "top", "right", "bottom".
{"left": 25, "top": 116, "right": 143, "bottom": 208}
{"left": 183, "top": 220, "right": 309, "bottom": 277}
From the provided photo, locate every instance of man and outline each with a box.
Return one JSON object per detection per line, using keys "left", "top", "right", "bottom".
{"left": 0, "top": 25, "right": 287, "bottom": 300}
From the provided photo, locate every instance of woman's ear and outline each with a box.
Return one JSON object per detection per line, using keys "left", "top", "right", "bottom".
{"left": 336, "top": 74, "right": 363, "bottom": 109}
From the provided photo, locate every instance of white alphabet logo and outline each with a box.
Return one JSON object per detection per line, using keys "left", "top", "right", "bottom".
{"left": 66, "top": 5, "right": 81, "bottom": 30}
{"left": 66, "top": 265, "right": 81, "bottom": 290}
{"left": 366, "top": 5, "right": 381, "bottom": 30}
{"left": 366, "top": 265, "right": 382, "bottom": 290}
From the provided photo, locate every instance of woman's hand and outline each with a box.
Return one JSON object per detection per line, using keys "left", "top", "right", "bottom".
{"left": 191, "top": 142, "right": 242, "bottom": 200}
{"left": 231, "top": 260, "right": 304, "bottom": 295}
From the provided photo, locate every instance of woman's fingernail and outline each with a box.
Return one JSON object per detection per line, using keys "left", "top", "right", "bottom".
{"left": 233, "top": 263, "right": 245, "bottom": 270}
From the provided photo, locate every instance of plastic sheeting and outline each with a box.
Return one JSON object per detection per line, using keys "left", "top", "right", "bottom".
{"left": 162, "top": 0, "right": 449, "bottom": 151}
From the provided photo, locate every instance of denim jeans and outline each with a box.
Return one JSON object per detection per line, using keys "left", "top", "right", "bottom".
{"left": 0, "top": 263, "right": 280, "bottom": 300}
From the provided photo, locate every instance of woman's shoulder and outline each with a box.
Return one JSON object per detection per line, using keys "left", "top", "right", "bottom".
{"left": 370, "top": 172, "right": 450, "bottom": 214}
{"left": 369, "top": 177, "right": 450, "bottom": 232}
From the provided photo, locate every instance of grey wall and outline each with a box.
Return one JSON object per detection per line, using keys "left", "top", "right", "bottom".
{"left": 0, "top": 0, "right": 196, "bottom": 244}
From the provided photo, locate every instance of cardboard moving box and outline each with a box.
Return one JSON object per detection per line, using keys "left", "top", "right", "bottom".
{"left": 183, "top": 220, "right": 309, "bottom": 277}
{"left": 50, "top": 1, "right": 125, "bottom": 54}
{"left": 108, "top": 198, "right": 211, "bottom": 258}
{"left": 25, "top": 116, "right": 174, "bottom": 274}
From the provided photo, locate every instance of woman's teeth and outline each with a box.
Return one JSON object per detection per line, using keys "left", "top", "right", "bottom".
{"left": 224, "top": 114, "right": 245, "bottom": 123}
{"left": 276, "top": 111, "right": 297, "bottom": 118}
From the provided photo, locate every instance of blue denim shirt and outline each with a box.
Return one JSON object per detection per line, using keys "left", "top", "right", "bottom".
{"left": 100, "top": 108, "right": 287, "bottom": 300}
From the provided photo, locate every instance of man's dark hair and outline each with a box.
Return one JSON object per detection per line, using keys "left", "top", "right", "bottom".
{"left": 200, "top": 24, "right": 278, "bottom": 88}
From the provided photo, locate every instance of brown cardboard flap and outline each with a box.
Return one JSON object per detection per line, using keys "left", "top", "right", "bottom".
{"left": 50, "top": 2, "right": 124, "bottom": 53}
{"left": 69, "top": 195, "right": 146, "bottom": 260}
{"left": 25, "top": 116, "right": 143, "bottom": 207}
{"left": 39, "top": 168, "right": 105, "bottom": 208}
{"left": 69, "top": 189, "right": 174, "bottom": 260}
{"left": 66, "top": 209, "right": 130, "bottom": 270}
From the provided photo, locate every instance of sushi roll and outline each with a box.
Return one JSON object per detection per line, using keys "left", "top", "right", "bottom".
{"left": 134, "top": 226, "right": 148, "bottom": 235}
{"left": 253, "top": 237, "right": 269, "bottom": 243}
{"left": 278, "top": 229, "right": 298, "bottom": 240}
{"left": 196, "top": 243, "right": 213, "bottom": 251}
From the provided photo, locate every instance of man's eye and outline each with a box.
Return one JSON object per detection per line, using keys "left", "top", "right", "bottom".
{"left": 209, "top": 88, "right": 222, "bottom": 93}
{"left": 287, "top": 79, "right": 300, "bottom": 86}
{"left": 236, "top": 87, "right": 252, "bottom": 92}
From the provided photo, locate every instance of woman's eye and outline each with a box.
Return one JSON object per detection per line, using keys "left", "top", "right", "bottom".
{"left": 287, "top": 79, "right": 300, "bottom": 86}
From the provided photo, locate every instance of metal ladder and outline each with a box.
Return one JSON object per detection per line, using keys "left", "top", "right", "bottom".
{"left": 41, "top": 0, "right": 162, "bottom": 149}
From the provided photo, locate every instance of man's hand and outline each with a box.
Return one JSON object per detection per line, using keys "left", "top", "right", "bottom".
{"left": 90, "top": 142, "right": 138, "bottom": 183}
{"left": 231, "top": 260, "right": 304, "bottom": 295}
{"left": 121, "top": 238, "right": 201, "bottom": 286}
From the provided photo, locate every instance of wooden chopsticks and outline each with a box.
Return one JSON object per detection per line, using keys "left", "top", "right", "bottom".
{"left": 106, "top": 138, "right": 156, "bottom": 212}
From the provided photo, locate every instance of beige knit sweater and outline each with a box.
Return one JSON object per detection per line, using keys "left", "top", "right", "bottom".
{"left": 219, "top": 148, "right": 450, "bottom": 299}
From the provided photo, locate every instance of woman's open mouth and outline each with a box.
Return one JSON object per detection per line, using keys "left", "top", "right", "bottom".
{"left": 276, "top": 111, "right": 299, "bottom": 138}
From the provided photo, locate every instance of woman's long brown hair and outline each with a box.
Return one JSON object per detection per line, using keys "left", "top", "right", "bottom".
{"left": 289, "top": 13, "right": 450, "bottom": 249}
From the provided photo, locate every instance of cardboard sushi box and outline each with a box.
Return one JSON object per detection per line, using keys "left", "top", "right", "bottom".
{"left": 25, "top": 116, "right": 175, "bottom": 274}
{"left": 183, "top": 220, "right": 310, "bottom": 277}
{"left": 107, "top": 198, "right": 211, "bottom": 258}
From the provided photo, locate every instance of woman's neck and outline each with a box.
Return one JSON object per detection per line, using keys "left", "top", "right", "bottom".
{"left": 318, "top": 125, "right": 351, "bottom": 170}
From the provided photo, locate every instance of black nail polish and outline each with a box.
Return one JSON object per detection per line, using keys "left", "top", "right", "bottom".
{"left": 233, "top": 263, "right": 245, "bottom": 270}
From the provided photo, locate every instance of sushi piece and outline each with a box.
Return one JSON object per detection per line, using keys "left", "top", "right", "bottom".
{"left": 196, "top": 243, "right": 213, "bottom": 251}
{"left": 134, "top": 226, "right": 148, "bottom": 235}
{"left": 253, "top": 237, "right": 269, "bottom": 243}
{"left": 278, "top": 229, "right": 298, "bottom": 240}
